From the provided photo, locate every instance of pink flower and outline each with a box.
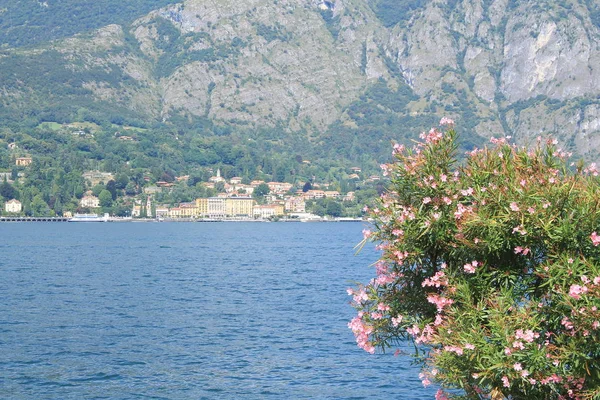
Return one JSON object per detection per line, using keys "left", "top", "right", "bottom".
{"left": 427, "top": 294, "right": 454, "bottom": 312}
{"left": 513, "top": 225, "right": 527, "bottom": 235}
{"left": 461, "top": 187, "right": 474, "bottom": 196}
{"left": 444, "top": 345, "right": 463, "bottom": 355}
{"left": 371, "top": 312, "right": 383, "bottom": 320}
{"left": 419, "top": 373, "right": 432, "bottom": 387}
{"left": 513, "top": 363, "right": 522, "bottom": 371}
{"left": 362, "top": 229, "right": 372, "bottom": 239}
{"left": 591, "top": 232, "right": 600, "bottom": 246}
{"left": 514, "top": 246, "right": 523, "bottom": 254}
{"left": 440, "top": 117, "right": 455, "bottom": 126}
{"left": 512, "top": 341, "right": 525, "bottom": 350}
{"left": 423, "top": 197, "right": 432, "bottom": 204}
{"left": 435, "top": 389, "right": 451, "bottom": 400}
{"left": 502, "top": 376, "right": 510, "bottom": 388}
{"left": 569, "top": 284, "right": 588, "bottom": 300}
{"left": 392, "top": 143, "right": 405, "bottom": 155}
{"left": 380, "top": 164, "right": 391, "bottom": 176}
{"left": 561, "top": 317, "right": 574, "bottom": 330}
{"left": 515, "top": 329, "right": 539, "bottom": 343}
{"left": 464, "top": 343, "right": 475, "bottom": 350}
{"left": 348, "top": 316, "right": 375, "bottom": 353}
{"left": 464, "top": 261, "right": 478, "bottom": 274}
{"left": 422, "top": 271, "right": 448, "bottom": 288}
{"left": 510, "top": 202, "right": 520, "bottom": 212}
{"left": 391, "top": 315, "right": 403, "bottom": 327}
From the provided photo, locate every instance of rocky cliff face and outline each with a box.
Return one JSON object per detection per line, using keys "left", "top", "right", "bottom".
{"left": 1, "top": 0, "right": 599, "bottom": 159}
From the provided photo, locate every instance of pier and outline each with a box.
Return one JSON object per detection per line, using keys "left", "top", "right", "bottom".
{"left": 0, "top": 216, "right": 68, "bottom": 222}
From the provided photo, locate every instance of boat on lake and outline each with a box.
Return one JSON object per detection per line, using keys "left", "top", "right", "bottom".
{"left": 68, "top": 213, "right": 109, "bottom": 222}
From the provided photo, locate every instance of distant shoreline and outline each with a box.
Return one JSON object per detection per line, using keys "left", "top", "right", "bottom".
{"left": 0, "top": 216, "right": 365, "bottom": 223}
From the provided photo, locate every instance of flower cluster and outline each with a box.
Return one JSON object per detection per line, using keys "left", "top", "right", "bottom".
{"left": 349, "top": 120, "right": 600, "bottom": 399}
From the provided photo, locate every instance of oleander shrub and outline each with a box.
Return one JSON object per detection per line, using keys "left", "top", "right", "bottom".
{"left": 349, "top": 120, "right": 600, "bottom": 399}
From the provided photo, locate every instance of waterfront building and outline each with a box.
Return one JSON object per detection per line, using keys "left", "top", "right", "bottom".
{"left": 285, "top": 196, "right": 306, "bottom": 213}
{"left": 155, "top": 206, "right": 169, "bottom": 218}
{"left": 5, "top": 199, "right": 22, "bottom": 213}
{"left": 132, "top": 204, "right": 141, "bottom": 217}
{"left": 168, "top": 207, "right": 183, "bottom": 218}
{"left": 196, "top": 198, "right": 209, "bottom": 216}
{"left": 180, "top": 202, "right": 199, "bottom": 217}
{"left": 208, "top": 197, "right": 226, "bottom": 218}
{"left": 225, "top": 197, "right": 255, "bottom": 217}
{"left": 80, "top": 195, "right": 100, "bottom": 208}
{"left": 253, "top": 204, "right": 285, "bottom": 219}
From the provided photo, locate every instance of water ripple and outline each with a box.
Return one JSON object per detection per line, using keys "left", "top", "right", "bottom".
{"left": 0, "top": 223, "right": 436, "bottom": 399}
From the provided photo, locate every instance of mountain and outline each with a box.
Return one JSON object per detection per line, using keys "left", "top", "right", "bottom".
{"left": 1, "top": 0, "right": 600, "bottom": 164}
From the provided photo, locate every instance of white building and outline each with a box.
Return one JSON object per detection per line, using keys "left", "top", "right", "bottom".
{"left": 5, "top": 199, "right": 22, "bottom": 213}
{"left": 80, "top": 195, "right": 100, "bottom": 208}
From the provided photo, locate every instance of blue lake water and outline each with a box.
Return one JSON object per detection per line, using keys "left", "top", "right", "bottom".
{"left": 0, "top": 222, "right": 434, "bottom": 399}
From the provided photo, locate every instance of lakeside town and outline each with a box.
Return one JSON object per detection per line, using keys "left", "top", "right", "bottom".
{"left": 1, "top": 157, "right": 377, "bottom": 222}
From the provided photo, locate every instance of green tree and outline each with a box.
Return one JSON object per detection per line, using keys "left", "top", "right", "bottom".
{"left": 30, "top": 194, "right": 50, "bottom": 216}
{"left": 115, "top": 173, "right": 129, "bottom": 190}
{"left": 0, "top": 178, "right": 18, "bottom": 200}
{"left": 98, "top": 189, "right": 113, "bottom": 207}
{"left": 325, "top": 200, "right": 342, "bottom": 217}
{"left": 92, "top": 184, "right": 104, "bottom": 197}
{"left": 105, "top": 179, "right": 117, "bottom": 200}
{"left": 350, "top": 121, "right": 600, "bottom": 399}
{"left": 125, "top": 182, "right": 137, "bottom": 196}
{"left": 254, "top": 183, "right": 270, "bottom": 197}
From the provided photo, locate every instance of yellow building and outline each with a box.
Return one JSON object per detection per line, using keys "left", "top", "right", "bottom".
{"left": 168, "top": 207, "right": 183, "bottom": 218}
{"left": 182, "top": 202, "right": 199, "bottom": 217}
{"left": 225, "top": 197, "right": 255, "bottom": 217}
{"left": 15, "top": 157, "right": 32, "bottom": 167}
{"left": 196, "top": 198, "right": 209, "bottom": 216}
{"left": 168, "top": 202, "right": 199, "bottom": 218}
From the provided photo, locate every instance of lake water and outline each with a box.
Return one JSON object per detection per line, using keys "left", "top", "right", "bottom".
{"left": 0, "top": 222, "right": 434, "bottom": 399}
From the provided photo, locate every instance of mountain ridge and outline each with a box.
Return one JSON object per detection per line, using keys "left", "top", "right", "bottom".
{"left": 0, "top": 0, "right": 599, "bottom": 162}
